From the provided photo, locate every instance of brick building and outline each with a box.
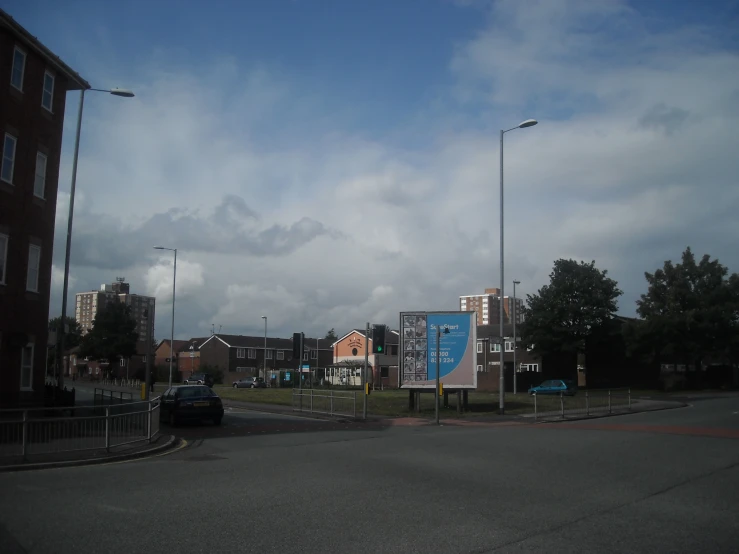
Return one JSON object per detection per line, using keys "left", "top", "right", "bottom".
{"left": 0, "top": 8, "right": 89, "bottom": 407}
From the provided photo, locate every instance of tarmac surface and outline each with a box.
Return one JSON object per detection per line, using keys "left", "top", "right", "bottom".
{"left": 1, "top": 392, "right": 737, "bottom": 553}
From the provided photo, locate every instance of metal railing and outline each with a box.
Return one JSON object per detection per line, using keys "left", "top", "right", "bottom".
{"left": 292, "top": 389, "right": 357, "bottom": 419}
{"left": 94, "top": 388, "right": 133, "bottom": 406}
{"left": 533, "top": 388, "right": 631, "bottom": 421}
{"left": 100, "top": 378, "right": 143, "bottom": 389}
{"left": 0, "top": 398, "right": 161, "bottom": 462}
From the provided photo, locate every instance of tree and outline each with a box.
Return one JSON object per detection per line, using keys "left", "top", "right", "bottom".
{"left": 634, "top": 247, "right": 739, "bottom": 376}
{"left": 325, "top": 328, "right": 338, "bottom": 341}
{"left": 78, "top": 302, "right": 139, "bottom": 367}
{"left": 48, "top": 316, "right": 83, "bottom": 371}
{"left": 49, "top": 316, "right": 82, "bottom": 350}
{"left": 520, "top": 259, "right": 622, "bottom": 371}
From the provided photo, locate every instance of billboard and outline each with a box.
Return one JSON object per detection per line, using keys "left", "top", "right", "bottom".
{"left": 399, "top": 311, "right": 477, "bottom": 389}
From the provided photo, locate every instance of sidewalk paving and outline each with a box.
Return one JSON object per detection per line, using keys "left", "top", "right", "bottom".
{"left": 0, "top": 433, "right": 177, "bottom": 472}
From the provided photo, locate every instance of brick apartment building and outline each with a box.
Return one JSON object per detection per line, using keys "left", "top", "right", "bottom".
{"left": 0, "top": 8, "right": 89, "bottom": 407}
{"left": 460, "top": 287, "right": 524, "bottom": 326}
{"left": 331, "top": 328, "right": 400, "bottom": 388}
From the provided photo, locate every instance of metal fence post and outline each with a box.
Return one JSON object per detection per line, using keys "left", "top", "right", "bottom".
{"left": 330, "top": 390, "right": 334, "bottom": 416}
{"left": 105, "top": 407, "right": 111, "bottom": 452}
{"left": 608, "top": 390, "right": 612, "bottom": 414}
{"left": 586, "top": 391, "right": 590, "bottom": 416}
{"left": 533, "top": 393, "right": 537, "bottom": 421}
{"left": 21, "top": 410, "right": 28, "bottom": 461}
{"left": 310, "top": 388, "right": 314, "bottom": 414}
{"left": 147, "top": 400, "right": 153, "bottom": 441}
{"left": 560, "top": 392, "right": 564, "bottom": 419}
{"left": 353, "top": 391, "right": 357, "bottom": 419}
{"left": 628, "top": 388, "right": 631, "bottom": 410}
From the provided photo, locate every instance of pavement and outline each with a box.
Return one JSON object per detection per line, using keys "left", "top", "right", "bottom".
{"left": 1, "top": 393, "right": 738, "bottom": 553}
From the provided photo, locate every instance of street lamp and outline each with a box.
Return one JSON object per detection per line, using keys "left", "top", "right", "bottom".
{"left": 499, "top": 118, "right": 537, "bottom": 414}
{"left": 153, "top": 246, "right": 177, "bottom": 387}
{"left": 56, "top": 87, "right": 135, "bottom": 388}
{"left": 262, "top": 316, "right": 267, "bottom": 380}
{"left": 513, "top": 280, "right": 520, "bottom": 394}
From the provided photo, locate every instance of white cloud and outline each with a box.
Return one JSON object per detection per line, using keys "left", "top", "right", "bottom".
{"left": 48, "top": 0, "right": 739, "bottom": 341}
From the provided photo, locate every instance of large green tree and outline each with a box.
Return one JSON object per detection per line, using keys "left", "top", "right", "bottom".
{"left": 520, "top": 259, "right": 623, "bottom": 366}
{"left": 324, "top": 328, "right": 338, "bottom": 341}
{"left": 49, "top": 316, "right": 83, "bottom": 350}
{"left": 633, "top": 247, "right": 739, "bottom": 372}
{"left": 78, "top": 302, "right": 139, "bottom": 365}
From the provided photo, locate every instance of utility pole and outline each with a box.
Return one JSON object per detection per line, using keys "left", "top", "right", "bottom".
{"left": 363, "top": 322, "right": 369, "bottom": 419}
{"left": 513, "top": 280, "right": 520, "bottom": 395}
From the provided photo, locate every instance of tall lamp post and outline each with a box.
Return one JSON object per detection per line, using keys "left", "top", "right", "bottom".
{"left": 56, "top": 87, "right": 134, "bottom": 387}
{"left": 513, "top": 280, "right": 520, "bottom": 394}
{"left": 153, "top": 246, "right": 177, "bottom": 387}
{"left": 499, "top": 118, "right": 537, "bottom": 414}
{"left": 261, "top": 316, "right": 267, "bottom": 380}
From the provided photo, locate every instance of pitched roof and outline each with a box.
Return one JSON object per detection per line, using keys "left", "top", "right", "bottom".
{"left": 333, "top": 328, "right": 400, "bottom": 346}
{"left": 0, "top": 8, "right": 90, "bottom": 90}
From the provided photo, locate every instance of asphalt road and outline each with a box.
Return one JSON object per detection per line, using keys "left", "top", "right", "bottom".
{"left": 1, "top": 394, "right": 738, "bottom": 553}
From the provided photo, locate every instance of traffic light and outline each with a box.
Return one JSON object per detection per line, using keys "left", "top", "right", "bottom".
{"left": 371, "top": 324, "right": 386, "bottom": 354}
{"left": 292, "top": 332, "right": 304, "bottom": 358}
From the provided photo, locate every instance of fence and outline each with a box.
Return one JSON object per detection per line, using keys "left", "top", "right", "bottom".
{"left": 533, "top": 388, "right": 631, "bottom": 421}
{"left": 0, "top": 398, "right": 161, "bottom": 462}
{"left": 292, "top": 389, "right": 357, "bottom": 419}
{"left": 94, "top": 388, "right": 133, "bottom": 406}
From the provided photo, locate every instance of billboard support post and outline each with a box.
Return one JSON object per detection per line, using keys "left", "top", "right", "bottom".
{"left": 435, "top": 325, "right": 440, "bottom": 425}
{"left": 363, "top": 322, "right": 369, "bottom": 420}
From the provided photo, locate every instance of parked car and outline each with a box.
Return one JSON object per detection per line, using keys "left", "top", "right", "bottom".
{"left": 233, "top": 377, "right": 267, "bottom": 389}
{"left": 183, "top": 372, "right": 214, "bottom": 387}
{"left": 159, "top": 385, "right": 224, "bottom": 426}
{"left": 528, "top": 379, "right": 578, "bottom": 396}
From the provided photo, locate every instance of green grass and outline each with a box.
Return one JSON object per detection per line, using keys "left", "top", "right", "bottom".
{"left": 213, "top": 385, "right": 546, "bottom": 418}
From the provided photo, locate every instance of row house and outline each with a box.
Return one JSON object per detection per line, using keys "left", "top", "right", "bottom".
{"left": 197, "top": 333, "right": 334, "bottom": 384}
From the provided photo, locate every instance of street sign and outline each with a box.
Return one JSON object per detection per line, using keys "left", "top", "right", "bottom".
{"left": 189, "top": 352, "right": 195, "bottom": 358}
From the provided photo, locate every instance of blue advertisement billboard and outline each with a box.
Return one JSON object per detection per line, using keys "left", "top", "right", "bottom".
{"left": 399, "top": 311, "right": 477, "bottom": 389}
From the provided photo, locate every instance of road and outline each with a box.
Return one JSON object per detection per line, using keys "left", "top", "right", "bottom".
{"left": 1, "top": 394, "right": 738, "bottom": 553}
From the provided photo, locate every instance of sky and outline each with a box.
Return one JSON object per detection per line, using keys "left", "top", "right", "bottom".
{"left": 5, "top": 0, "right": 739, "bottom": 341}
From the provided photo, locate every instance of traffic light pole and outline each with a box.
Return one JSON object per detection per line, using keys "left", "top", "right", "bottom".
{"left": 363, "top": 322, "right": 369, "bottom": 419}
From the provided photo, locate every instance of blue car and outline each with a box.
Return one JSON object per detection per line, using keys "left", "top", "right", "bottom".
{"left": 528, "top": 379, "right": 578, "bottom": 396}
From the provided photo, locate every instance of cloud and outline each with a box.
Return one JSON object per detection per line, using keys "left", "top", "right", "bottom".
{"left": 48, "top": 0, "right": 739, "bottom": 342}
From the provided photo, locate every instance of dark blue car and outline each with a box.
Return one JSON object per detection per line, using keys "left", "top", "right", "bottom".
{"left": 528, "top": 379, "right": 578, "bottom": 396}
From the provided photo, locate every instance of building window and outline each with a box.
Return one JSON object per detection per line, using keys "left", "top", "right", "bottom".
{"left": 235, "top": 367, "right": 248, "bottom": 373}
{"left": 236, "top": 348, "right": 245, "bottom": 358}
{"left": 505, "top": 341, "right": 514, "bottom": 352}
{"left": 491, "top": 343, "right": 500, "bottom": 352}
{"left": 248, "top": 348, "right": 256, "bottom": 359}
{"left": 1, "top": 133, "right": 17, "bottom": 184}
{"left": 277, "top": 351, "right": 284, "bottom": 360}
{"left": 0, "top": 234, "right": 7, "bottom": 285}
{"left": 476, "top": 365, "right": 483, "bottom": 371}
{"left": 26, "top": 245, "right": 41, "bottom": 292}
{"left": 119, "top": 358, "right": 126, "bottom": 367}
{"left": 20, "top": 343, "right": 34, "bottom": 391}
{"left": 42, "top": 71, "right": 55, "bottom": 112}
{"left": 311, "top": 350, "right": 317, "bottom": 359}
{"left": 34, "top": 152, "right": 47, "bottom": 198}
{"left": 266, "top": 350, "right": 273, "bottom": 359}
{"left": 11, "top": 47, "right": 26, "bottom": 91}
{"left": 477, "top": 342, "right": 483, "bottom": 353}
{"left": 303, "top": 352, "right": 308, "bottom": 361}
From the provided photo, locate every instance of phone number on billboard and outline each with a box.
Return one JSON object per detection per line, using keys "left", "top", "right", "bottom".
{"left": 430, "top": 357, "right": 455, "bottom": 364}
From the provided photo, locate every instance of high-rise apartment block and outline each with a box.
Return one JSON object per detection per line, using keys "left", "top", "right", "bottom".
{"left": 75, "top": 279, "right": 155, "bottom": 343}
{"left": 459, "top": 287, "right": 524, "bottom": 326}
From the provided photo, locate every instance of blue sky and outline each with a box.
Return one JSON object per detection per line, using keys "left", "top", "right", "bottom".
{"left": 4, "top": 0, "right": 739, "bottom": 339}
